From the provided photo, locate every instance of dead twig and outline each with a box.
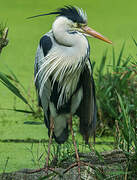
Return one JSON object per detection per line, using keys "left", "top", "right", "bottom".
{"left": 0, "top": 27, "right": 9, "bottom": 54}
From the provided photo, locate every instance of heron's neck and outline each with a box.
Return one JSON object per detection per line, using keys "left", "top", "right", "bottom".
{"left": 52, "top": 17, "right": 87, "bottom": 48}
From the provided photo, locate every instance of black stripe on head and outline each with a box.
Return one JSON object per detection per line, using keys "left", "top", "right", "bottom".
{"left": 27, "top": 6, "right": 87, "bottom": 24}
{"left": 57, "top": 6, "right": 87, "bottom": 24}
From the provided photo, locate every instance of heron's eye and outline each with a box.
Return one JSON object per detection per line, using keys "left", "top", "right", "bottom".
{"left": 82, "top": 23, "right": 87, "bottom": 27}
{"left": 77, "top": 23, "right": 81, "bottom": 28}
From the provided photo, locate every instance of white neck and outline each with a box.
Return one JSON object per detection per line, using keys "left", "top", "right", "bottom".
{"left": 52, "top": 16, "right": 88, "bottom": 49}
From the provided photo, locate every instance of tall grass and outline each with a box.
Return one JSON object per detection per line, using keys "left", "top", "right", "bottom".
{"left": 93, "top": 39, "right": 137, "bottom": 179}
{"left": 95, "top": 42, "right": 137, "bottom": 137}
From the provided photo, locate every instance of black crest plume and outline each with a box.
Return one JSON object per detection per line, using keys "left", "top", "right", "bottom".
{"left": 27, "top": 6, "right": 87, "bottom": 24}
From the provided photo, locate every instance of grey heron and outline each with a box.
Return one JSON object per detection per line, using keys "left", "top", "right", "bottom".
{"left": 28, "top": 6, "right": 112, "bottom": 177}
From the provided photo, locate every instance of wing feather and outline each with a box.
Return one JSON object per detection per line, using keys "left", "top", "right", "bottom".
{"left": 34, "top": 33, "right": 52, "bottom": 117}
{"left": 76, "top": 60, "right": 97, "bottom": 143}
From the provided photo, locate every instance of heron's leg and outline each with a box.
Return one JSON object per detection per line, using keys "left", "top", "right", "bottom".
{"left": 50, "top": 144, "right": 60, "bottom": 167}
{"left": 27, "top": 117, "right": 55, "bottom": 175}
{"left": 68, "top": 115, "right": 81, "bottom": 179}
{"left": 45, "top": 116, "right": 54, "bottom": 170}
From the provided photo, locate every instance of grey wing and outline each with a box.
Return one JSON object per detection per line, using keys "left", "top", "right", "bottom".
{"left": 34, "top": 33, "right": 53, "bottom": 118}
{"left": 34, "top": 45, "right": 44, "bottom": 107}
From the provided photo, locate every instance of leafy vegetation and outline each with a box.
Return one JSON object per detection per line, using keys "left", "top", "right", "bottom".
{"left": 0, "top": 68, "right": 40, "bottom": 116}
{"left": 95, "top": 43, "right": 137, "bottom": 137}
{"left": 93, "top": 40, "right": 137, "bottom": 179}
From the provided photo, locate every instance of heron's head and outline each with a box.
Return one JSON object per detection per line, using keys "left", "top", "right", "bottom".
{"left": 27, "top": 6, "right": 112, "bottom": 44}
{"left": 54, "top": 6, "right": 112, "bottom": 44}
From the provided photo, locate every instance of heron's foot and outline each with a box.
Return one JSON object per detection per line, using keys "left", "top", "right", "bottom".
{"left": 43, "top": 166, "right": 56, "bottom": 175}
{"left": 63, "top": 161, "right": 93, "bottom": 180}
{"left": 24, "top": 166, "right": 55, "bottom": 174}
{"left": 25, "top": 166, "right": 62, "bottom": 178}
{"left": 63, "top": 162, "right": 81, "bottom": 180}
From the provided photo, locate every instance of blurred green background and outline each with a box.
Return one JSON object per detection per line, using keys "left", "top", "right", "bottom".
{"left": 0, "top": 0, "right": 137, "bottom": 172}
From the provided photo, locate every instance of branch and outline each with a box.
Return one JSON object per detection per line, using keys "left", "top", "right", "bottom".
{"left": 0, "top": 27, "right": 9, "bottom": 54}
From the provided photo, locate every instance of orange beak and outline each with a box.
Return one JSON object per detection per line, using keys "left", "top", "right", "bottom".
{"left": 82, "top": 26, "right": 112, "bottom": 44}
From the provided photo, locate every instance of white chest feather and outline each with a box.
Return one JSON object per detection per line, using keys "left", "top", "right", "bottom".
{"left": 35, "top": 31, "right": 89, "bottom": 108}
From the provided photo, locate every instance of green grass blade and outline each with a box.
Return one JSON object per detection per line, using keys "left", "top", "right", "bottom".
{"left": 5, "top": 65, "right": 19, "bottom": 82}
{"left": 116, "top": 91, "right": 133, "bottom": 147}
{"left": 112, "top": 47, "right": 115, "bottom": 67}
{"left": 0, "top": 108, "right": 34, "bottom": 114}
{"left": 94, "top": 167, "right": 107, "bottom": 179}
{"left": 132, "top": 36, "right": 137, "bottom": 46}
{"left": 99, "top": 50, "right": 107, "bottom": 74}
{"left": 98, "top": 50, "right": 107, "bottom": 82}
{"left": 0, "top": 72, "right": 28, "bottom": 104}
{"left": 122, "top": 55, "right": 131, "bottom": 67}
{"left": 38, "top": 173, "right": 55, "bottom": 180}
{"left": 116, "top": 91, "right": 127, "bottom": 120}
{"left": 92, "top": 61, "right": 96, "bottom": 71}
{"left": 129, "top": 125, "right": 137, "bottom": 152}
{"left": 105, "top": 171, "right": 132, "bottom": 180}
{"left": 5, "top": 65, "right": 27, "bottom": 93}
{"left": 116, "top": 42, "right": 125, "bottom": 67}
{"left": 94, "top": 149, "right": 104, "bottom": 162}
{"left": 107, "top": 170, "right": 131, "bottom": 176}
